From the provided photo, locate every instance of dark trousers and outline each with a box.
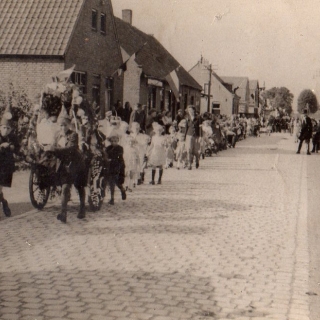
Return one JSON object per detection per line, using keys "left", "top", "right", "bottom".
{"left": 109, "top": 176, "right": 125, "bottom": 200}
{"left": 61, "top": 184, "right": 85, "bottom": 215}
{"left": 297, "top": 138, "right": 310, "bottom": 153}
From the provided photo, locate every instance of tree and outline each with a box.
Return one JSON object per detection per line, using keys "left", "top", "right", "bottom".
{"left": 297, "top": 89, "right": 318, "bottom": 114}
{"left": 0, "top": 83, "right": 32, "bottom": 121}
{"left": 261, "top": 87, "right": 294, "bottom": 115}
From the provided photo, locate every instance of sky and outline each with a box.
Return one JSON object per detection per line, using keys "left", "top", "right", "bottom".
{"left": 112, "top": 0, "right": 320, "bottom": 109}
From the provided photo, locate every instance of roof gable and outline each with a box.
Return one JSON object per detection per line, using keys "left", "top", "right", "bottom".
{"left": 0, "top": 0, "right": 85, "bottom": 56}
{"left": 221, "top": 76, "right": 249, "bottom": 102}
{"left": 249, "top": 80, "right": 259, "bottom": 90}
{"left": 115, "top": 17, "right": 201, "bottom": 90}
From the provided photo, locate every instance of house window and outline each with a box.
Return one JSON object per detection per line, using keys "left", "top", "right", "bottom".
{"left": 148, "top": 87, "right": 157, "bottom": 111}
{"left": 190, "top": 96, "right": 195, "bottom": 105}
{"left": 101, "top": 13, "right": 106, "bottom": 34}
{"left": 105, "top": 77, "right": 114, "bottom": 111}
{"left": 92, "top": 85, "right": 101, "bottom": 107}
{"left": 212, "top": 103, "right": 220, "bottom": 114}
{"left": 92, "top": 9, "right": 98, "bottom": 30}
{"left": 71, "top": 71, "right": 87, "bottom": 94}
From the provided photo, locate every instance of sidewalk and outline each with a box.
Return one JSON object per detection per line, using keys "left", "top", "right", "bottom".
{"left": 0, "top": 134, "right": 310, "bottom": 320}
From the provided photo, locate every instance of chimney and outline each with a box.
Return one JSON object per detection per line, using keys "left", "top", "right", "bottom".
{"left": 122, "top": 9, "right": 132, "bottom": 25}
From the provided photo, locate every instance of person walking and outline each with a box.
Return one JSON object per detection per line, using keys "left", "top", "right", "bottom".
{"left": 130, "top": 104, "right": 146, "bottom": 132}
{"left": 0, "top": 114, "right": 19, "bottom": 218}
{"left": 145, "top": 109, "right": 158, "bottom": 136}
{"left": 122, "top": 102, "right": 132, "bottom": 124}
{"left": 185, "top": 105, "right": 201, "bottom": 170}
{"left": 44, "top": 108, "right": 87, "bottom": 223}
{"left": 146, "top": 123, "right": 166, "bottom": 184}
{"left": 105, "top": 134, "right": 127, "bottom": 205}
{"left": 296, "top": 109, "right": 313, "bottom": 155}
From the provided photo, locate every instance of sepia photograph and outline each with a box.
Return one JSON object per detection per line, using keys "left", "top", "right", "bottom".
{"left": 0, "top": 0, "right": 319, "bottom": 319}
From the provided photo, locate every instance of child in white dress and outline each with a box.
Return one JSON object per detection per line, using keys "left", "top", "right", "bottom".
{"left": 146, "top": 123, "right": 166, "bottom": 184}
{"left": 123, "top": 136, "right": 140, "bottom": 191}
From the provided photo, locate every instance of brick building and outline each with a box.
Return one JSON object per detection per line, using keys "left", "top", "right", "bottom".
{"left": 0, "top": 0, "right": 123, "bottom": 116}
{"left": 115, "top": 10, "right": 202, "bottom": 117}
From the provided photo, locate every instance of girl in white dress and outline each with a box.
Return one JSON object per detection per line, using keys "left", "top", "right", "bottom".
{"left": 123, "top": 136, "right": 140, "bottom": 191}
{"left": 130, "top": 122, "right": 150, "bottom": 184}
{"left": 146, "top": 123, "right": 166, "bottom": 184}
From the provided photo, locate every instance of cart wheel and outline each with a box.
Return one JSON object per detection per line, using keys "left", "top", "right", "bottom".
{"left": 29, "top": 166, "right": 50, "bottom": 210}
{"left": 88, "top": 157, "right": 105, "bottom": 212}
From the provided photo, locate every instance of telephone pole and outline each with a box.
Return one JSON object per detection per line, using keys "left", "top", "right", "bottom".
{"left": 207, "top": 64, "right": 212, "bottom": 113}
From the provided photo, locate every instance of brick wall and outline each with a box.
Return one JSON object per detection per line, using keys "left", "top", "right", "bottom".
{"left": 0, "top": 57, "right": 64, "bottom": 101}
{"left": 65, "top": 0, "right": 123, "bottom": 116}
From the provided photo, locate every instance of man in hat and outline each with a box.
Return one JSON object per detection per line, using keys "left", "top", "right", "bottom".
{"left": 0, "top": 115, "right": 19, "bottom": 218}
{"left": 44, "top": 108, "right": 87, "bottom": 223}
{"left": 121, "top": 101, "right": 132, "bottom": 124}
{"left": 296, "top": 108, "right": 313, "bottom": 155}
{"left": 185, "top": 105, "right": 202, "bottom": 170}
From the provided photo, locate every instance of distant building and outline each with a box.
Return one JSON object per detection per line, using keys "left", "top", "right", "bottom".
{"left": 249, "top": 80, "right": 260, "bottom": 115}
{"left": 0, "top": 0, "right": 123, "bottom": 116}
{"left": 115, "top": 10, "right": 202, "bottom": 117}
{"left": 189, "top": 58, "right": 240, "bottom": 116}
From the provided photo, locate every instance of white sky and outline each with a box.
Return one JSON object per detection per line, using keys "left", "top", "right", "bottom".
{"left": 112, "top": 0, "right": 320, "bottom": 109}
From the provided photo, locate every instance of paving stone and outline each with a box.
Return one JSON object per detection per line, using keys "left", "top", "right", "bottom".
{"left": 0, "top": 135, "right": 311, "bottom": 319}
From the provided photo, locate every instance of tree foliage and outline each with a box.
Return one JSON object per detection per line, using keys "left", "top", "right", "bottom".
{"left": 0, "top": 83, "right": 32, "bottom": 121}
{"left": 261, "top": 87, "right": 294, "bottom": 115}
{"left": 297, "top": 89, "right": 318, "bottom": 114}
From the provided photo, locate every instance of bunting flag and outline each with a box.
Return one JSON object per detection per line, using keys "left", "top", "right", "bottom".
{"left": 120, "top": 46, "right": 131, "bottom": 63}
{"left": 112, "top": 42, "right": 148, "bottom": 77}
{"left": 165, "top": 69, "right": 180, "bottom": 102}
{"left": 52, "top": 65, "right": 76, "bottom": 83}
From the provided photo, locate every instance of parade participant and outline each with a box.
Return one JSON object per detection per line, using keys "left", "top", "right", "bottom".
{"left": 164, "top": 125, "right": 177, "bottom": 169}
{"left": 176, "top": 119, "right": 187, "bottom": 170}
{"left": 311, "top": 120, "right": 320, "bottom": 153}
{"left": 99, "top": 111, "right": 112, "bottom": 135}
{"left": 296, "top": 109, "right": 313, "bottom": 155}
{"left": 122, "top": 102, "right": 132, "bottom": 124}
{"left": 0, "top": 113, "right": 19, "bottom": 217}
{"left": 146, "top": 122, "right": 166, "bottom": 184}
{"left": 145, "top": 108, "right": 158, "bottom": 136}
{"left": 105, "top": 134, "right": 126, "bottom": 205}
{"left": 130, "top": 122, "right": 150, "bottom": 185}
{"left": 130, "top": 103, "right": 146, "bottom": 132}
{"left": 293, "top": 118, "right": 301, "bottom": 143}
{"left": 175, "top": 109, "right": 185, "bottom": 131}
{"left": 124, "top": 135, "right": 140, "bottom": 191}
{"left": 185, "top": 105, "right": 201, "bottom": 170}
{"left": 162, "top": 111, "right": 173, "bottom": 134}
{"left": 44, "top": 107, "right": 86, "bottom": 223}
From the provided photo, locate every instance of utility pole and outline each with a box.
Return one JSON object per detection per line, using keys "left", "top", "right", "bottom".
{"left": 207, "top": 64, "right": 212, "bottom": 113}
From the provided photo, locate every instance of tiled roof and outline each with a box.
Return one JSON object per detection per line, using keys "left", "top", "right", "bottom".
{"left": 221, "top": 76, "right": 249, "bottom": 102}
{"left": 115, "top": 17, "right": 202, "bottom": 90}
{"left": 0, "top": 0, "right": 84, "bottom": 56}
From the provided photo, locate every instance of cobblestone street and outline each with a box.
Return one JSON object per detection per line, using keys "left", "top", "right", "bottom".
{"left": 0, "top": 134, "right": 311, "bottom": 320}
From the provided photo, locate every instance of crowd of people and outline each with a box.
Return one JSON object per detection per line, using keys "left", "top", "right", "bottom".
{"left": 3, "top": 90, "right": 311, "bottom": 224}
{"left": 1, "top": 93, "right": 266, "bottom": 223}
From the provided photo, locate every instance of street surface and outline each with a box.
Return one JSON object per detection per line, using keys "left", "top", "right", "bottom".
{"left": 0, "top": 132, "right": 316, "bottom": 320}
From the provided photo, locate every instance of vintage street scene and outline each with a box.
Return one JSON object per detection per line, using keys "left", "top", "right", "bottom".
{"left": 0, "top": 0, "right": 320, "bottom": 320}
